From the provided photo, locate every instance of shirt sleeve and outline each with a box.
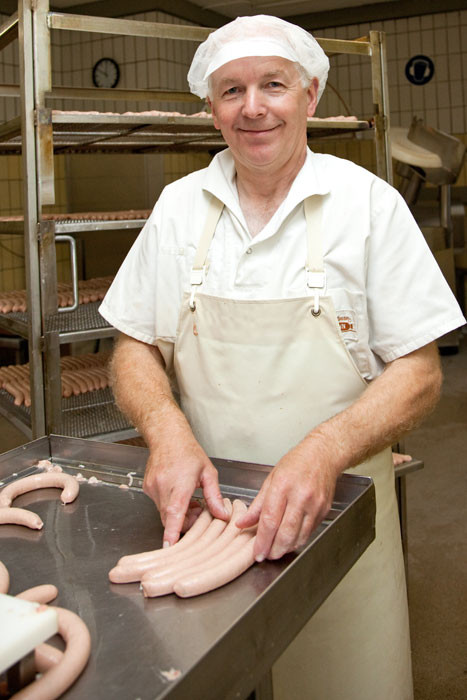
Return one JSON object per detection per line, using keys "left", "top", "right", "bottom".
{"left": 366, "top": 179, "right": 465, "bottom": 363}
{"left": 99, "top": 204, "right": 160, "bottom": 346}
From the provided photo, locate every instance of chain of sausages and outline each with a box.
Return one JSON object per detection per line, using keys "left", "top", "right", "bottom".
{"left": 0, "top": 352, "right": 111, "bottom": 406}
{"left": 110, "top": 498, "right": 259, "bottom": 598}
{"left": 0, "top": 276, "right": 113, "bottom": 313}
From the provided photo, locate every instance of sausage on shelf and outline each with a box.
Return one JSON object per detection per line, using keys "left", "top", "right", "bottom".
{"left": 3, "top": 380, "right": 26, "bottom": 406}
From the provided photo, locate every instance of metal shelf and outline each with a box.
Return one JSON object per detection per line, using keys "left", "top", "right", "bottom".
{"left": 0, "top": 389, "right": 31, "bottom": 438}
{"left": 0, "top": 302, "right": 115, "bottom": 342}
{"left": 0, "top": 386, "right": 136, "bottom": 441}
{"left": 0, "top": 311, "right": 29, "bottom": 338}
{"left": 0, "top": 213, "right": 148, "bottom": 236}
{"left": 0, "top": 112, "right": 371, "bottom": 155}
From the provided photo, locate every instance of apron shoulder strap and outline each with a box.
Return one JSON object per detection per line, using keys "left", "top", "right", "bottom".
{"left": 192, "top": 194, "right": 224, "bottom": 272}
{"left": 189, "top": 194, "right": 224, "bottom": 309}
{"left": 304, "top": 195, "right": 326, "bottom": 314}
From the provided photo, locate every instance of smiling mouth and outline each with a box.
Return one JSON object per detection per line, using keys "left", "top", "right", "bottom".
{"left": 238, "top": 125, "right": 280, "bottom": 134}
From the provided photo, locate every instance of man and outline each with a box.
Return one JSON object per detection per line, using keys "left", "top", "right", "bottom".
{"left": 100, "top": 15, "right": 465, "bottom": 699}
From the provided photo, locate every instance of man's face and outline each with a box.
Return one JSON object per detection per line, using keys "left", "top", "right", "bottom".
{"left": 208, "top": 56, "right": 318, "bottom": 174}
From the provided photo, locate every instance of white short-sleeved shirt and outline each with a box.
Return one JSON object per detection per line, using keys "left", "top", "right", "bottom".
{"left": 99, "top": 148, "right": 465, "bottom": 381}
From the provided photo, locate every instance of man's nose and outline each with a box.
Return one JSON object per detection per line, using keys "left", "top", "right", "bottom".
{"left": 241, "top": 87, "right": 266, "bottom": 118}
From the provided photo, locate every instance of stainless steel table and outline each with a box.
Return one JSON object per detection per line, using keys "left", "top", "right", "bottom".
{"left": 0, "top": 435, "right": 375, "bottom": 700}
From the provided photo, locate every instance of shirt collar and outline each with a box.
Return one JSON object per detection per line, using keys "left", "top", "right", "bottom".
{"left": 203, "top": 148, "right": 330, "bottom": 202}
{"left": 202, "top": 147, "right": 331, "bottom": 236}
{"left": 202, "top": 149, "right": 239, "bottom": 213}
{"left": 286, "top": 148, "right": 332, "bottom": 207}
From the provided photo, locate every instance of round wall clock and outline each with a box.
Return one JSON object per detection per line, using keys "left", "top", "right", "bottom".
{"left": 92, "top": 57, "right": 120, "bottom": 88}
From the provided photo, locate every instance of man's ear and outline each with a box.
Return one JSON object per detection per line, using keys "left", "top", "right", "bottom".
{"left": 306, "top": 78, "right": 319, "bottom": 118}
{"left": 207, "top": 97, "right": 220, "bottom": 130}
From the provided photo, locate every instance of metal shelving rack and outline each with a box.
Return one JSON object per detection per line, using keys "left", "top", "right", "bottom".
{"left": 0, "top": 0, "right": 391, "bottom": 441}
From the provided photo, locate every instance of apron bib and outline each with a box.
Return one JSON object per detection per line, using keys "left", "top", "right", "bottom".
{"left": 173, "top": 195, "right": 413, "bottom": 699}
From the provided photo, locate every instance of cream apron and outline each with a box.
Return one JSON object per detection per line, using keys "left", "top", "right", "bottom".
{"left": 173, "top": 195, "right": 413, "bottom": 699}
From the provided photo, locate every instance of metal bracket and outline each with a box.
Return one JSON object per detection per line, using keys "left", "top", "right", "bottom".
{"left": 55, "top": 235, "right": 79, "bottom": 313}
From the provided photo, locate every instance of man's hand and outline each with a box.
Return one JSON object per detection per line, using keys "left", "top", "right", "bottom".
{"left": 236, "top": 440, "right": 339, "bottom": 561}
{"left": 143, "top": 427, "right": 227, "bottom": 547}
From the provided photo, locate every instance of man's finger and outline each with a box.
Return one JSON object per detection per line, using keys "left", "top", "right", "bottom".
{"left": 163, "top": 490, "right": 192, "bottom": 547}
{"left": 294, "top": 513, "right": 315, "bottom": 550}
{"left": 200, "top": 469, "right": 228, "bottom": 520}
{"left": 268, "top": 506, "right": 306, "bottom": 559}
{"left": 235, "top": 491, "right": 264, "bottom": 529}
{"left": 253, "top": 493, "right": 287, "bottom": 562}
{"left": 143, "top": 476, "right": 161, "bottom": 514}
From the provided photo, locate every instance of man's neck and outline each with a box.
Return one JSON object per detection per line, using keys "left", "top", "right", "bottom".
{"left": 235, "top": 150, "right": 307, "bottom": 237}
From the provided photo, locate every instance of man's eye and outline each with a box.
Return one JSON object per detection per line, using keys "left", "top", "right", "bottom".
{"left": 224, "top": 87, "right": 238, "bottom": 95}
{"left": 267, "top": 81, "right": 283, "bottom": 88}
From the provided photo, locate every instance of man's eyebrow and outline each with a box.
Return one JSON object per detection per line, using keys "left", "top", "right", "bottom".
{"left": 262, "top": 70, "right": 288, "bottom": 79}
{"left": 215, "top": 69, "right": 289, "bottom": 88}
{"left": 216, "top": 77, "right": 239, "bottom": 87}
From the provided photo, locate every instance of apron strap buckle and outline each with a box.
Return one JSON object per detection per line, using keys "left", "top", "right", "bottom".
{"left": 306, "top": 268, "right": 326, "bottom": 314}
{"left": 189, "top": 267, "right": 206, "bottom": 310}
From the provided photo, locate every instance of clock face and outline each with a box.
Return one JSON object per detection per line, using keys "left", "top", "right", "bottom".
{"left": 92, "top": 58, "right": 120, "bottom": 88}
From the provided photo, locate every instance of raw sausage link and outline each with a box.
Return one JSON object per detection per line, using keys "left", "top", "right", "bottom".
{"left": 0, "top": 558, "right": 9, "bottom": 593}
{"left": 69, "top": 368, "right": 99, "bottom": 393}
{"left": 173, "top": 536, "right": 257, "bottom": 599}
{"left": 7, "top": 367, "right": 31, "bottom": 406}
{"left": 60, "top": 370, "right": 83, "bottom": 396}
{"left": 3, "top": 380, "right": 25, "bottom": 406}
{"left": 0, "top": 473, "right": 79, "bottom": 508}
{"left": 116, "top": 506, "right": 213, "bottom": 568}
{"left": 141, "top": 500, "right": 247, "bottom": 595}
{"left": 16, "top": 585, "right": 58, "bottom": 604}
{"left": 86, "top": 367, "right": 109, "bottom": 389}
{"left": 34, "top": 645, "right": 64, "bottom": 674}
{"left": 15, "top": 583, "right": 62, "bottom": 675}
{"left": 60, "top": 375, "right": 74, "bottom": 398}
{"left": 0, "top": 506, "right": 43, "bottom": 529}
{"left": 11, "top": 606, "right": 91, "bottom": 700}
{"left": 141, "top": 528, "right": 255, "bottom": 598}
{"left": 63, "top": 369, "right": 88, "bottom": 394}
{"left": 110, "top": 500, "right": 231, "bottom": 584}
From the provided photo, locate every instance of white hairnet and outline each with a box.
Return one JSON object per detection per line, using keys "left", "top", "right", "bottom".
{"left": 187, "top": 15, "right": 329, "bottom": 103}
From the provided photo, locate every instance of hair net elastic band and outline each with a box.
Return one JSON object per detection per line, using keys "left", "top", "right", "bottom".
{"left": 203, "top": 39, "right": 299, "bottom": 82}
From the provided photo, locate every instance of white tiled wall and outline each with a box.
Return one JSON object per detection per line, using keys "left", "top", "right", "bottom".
{"left": 315, "top": 10, "right": 467, "bottom": 136}
{"left": 51, "top": 9, "right": 201, "bottom": 115}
